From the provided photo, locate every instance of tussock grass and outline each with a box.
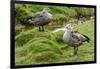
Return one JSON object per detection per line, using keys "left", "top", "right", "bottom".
{"left": 15, "top": 3, "right": 95, "bottom": 66}
{"left": 15, "top": 4, "right": 94, "bottom": 25}
{"left": 15, "top": 22, "right": 94, "bottom": 65}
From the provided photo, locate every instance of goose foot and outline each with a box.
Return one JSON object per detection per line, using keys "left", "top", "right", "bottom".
{"left": 69, "top": 53, "right": 77, "bottom": 58}
{"left": 38, "top": 26, "right": 44, "bottom": 32}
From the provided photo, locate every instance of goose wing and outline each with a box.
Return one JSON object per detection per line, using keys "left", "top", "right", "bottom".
{"left": 71, "top": 31, "right": 89, "bottom": 43}
{"left": 30, "top": 12, "right": 44, "bottom": 24}
{"left": 32, "top": 12, "right": 43, "bottom": 19}
{"left": 70, "top": 31, "right": 82, "bottom": 45}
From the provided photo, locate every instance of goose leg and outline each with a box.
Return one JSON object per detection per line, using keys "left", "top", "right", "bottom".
{"left": 42, "top": 26, "right": 44, "bottom": 31}
{"left": 74, "top": 47, "right": 78, "bottom": 56}
{"left": 70, "top": 47, "right": 78, "bottom": 57}
{"left": 39, "top": 26, "right": 41, "bottom": 31}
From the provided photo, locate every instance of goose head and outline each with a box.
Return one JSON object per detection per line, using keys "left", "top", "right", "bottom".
{"left": 64, "top": 24, "right": 73, "bottom": 31}
{"left": 42, "top": 8, "right": 50, "bottom": 13}
{"left": 42, "top": 7, "right": 52, "bottom": 19}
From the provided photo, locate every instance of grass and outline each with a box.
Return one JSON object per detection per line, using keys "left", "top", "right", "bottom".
{"left": 15, "top": 4, "right": 94, "bottom": 25}
{"left": 15, "top": 4, "right": 95, "bottom": 65}
{"left": 15, "top": 21, "right": 94, "bottom": 65}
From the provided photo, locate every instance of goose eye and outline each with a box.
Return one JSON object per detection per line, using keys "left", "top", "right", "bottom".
{"left": 66, "top": 26, "right": 68, "bottom": 29}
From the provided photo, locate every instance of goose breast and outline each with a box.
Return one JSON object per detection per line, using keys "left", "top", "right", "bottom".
{"left": 63, "top": 31, "right": 83, "bottom": 47}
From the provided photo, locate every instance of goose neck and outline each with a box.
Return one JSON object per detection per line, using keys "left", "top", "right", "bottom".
{"left": 66, "top": 30, "right": 72, "bottom": 33}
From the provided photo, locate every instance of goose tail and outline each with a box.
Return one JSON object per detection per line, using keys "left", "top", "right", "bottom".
{"left": 83, "top": 34, "right": 90, "bottom": 43}
{"left": 27, "top": 16, "right": 33, "bottom": 24}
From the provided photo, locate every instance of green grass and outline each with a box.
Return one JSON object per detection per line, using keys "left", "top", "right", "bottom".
{"left": 15, "top": 21, "right": 94, "bottom": 65}
{"left": 15, "top": 4, "right": 95, "bottom": 66}
{"left": 15, "top": 4, "right": 94, "bottom": 25}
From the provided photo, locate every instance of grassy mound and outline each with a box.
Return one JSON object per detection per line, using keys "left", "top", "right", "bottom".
{"left": 15, "top": 22, "right": 94, "bottom": 65}
{"left": 15, "top": 37, "right": 63, "bottom": 65}
{"left": 15, "top": 28, "right": 65, "bottom": 65}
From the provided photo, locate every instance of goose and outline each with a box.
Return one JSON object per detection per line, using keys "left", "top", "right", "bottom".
{"left": 27, "top": 8, "right": 52, "bottom": 31}
{"left": 63, "top": 24, "right": 90, "bottom": 57}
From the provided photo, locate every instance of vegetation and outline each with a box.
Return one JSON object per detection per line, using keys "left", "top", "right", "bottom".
{"left": 15, "top": 4, "right": 95, "bottom": 65}
{"left": 15, "top": 4, "right": 94, "bottom": 25}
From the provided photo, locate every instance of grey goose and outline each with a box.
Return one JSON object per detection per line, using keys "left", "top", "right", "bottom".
{"left": 27, "top": 8, "right": 52, "bottom": 31}
{"left": 63, "top": 24, "right": 90, "bottom": 57}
